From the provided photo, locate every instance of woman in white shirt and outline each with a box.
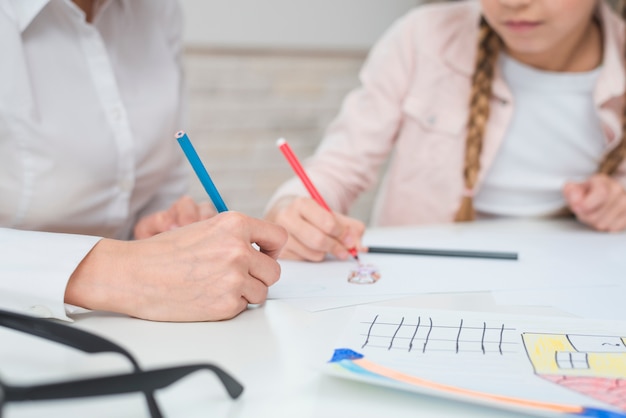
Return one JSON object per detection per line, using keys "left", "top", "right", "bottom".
{"left": 0, "top": 0, "right": 287, "bottom": 322}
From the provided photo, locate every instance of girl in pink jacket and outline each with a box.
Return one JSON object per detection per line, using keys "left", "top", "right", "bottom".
{"left": 265, "top": 0, "right": 626, "bottom": 261}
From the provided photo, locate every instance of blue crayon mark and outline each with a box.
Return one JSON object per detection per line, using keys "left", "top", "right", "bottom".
{"left": 578, "top": 408, "right": 626, "bottom": 418}
{"left": 329, "top": 348, "right": 364, "bottom": 362}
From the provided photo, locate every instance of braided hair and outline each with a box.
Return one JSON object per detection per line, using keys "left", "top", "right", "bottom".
{"left": 454, "top": 2, "right": 626, "bottom": 222}
{"left": 454, "top": 17, "right": 501, "bottom": 222}
{"left": 599, "top": 1, "right": 626, "bottom": 175}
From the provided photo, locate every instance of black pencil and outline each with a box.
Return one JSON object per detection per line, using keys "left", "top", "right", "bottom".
{"left": 365, "top": 246, "right": 518, "bottom": 261}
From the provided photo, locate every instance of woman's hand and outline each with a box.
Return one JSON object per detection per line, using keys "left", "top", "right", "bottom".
{"left": 563, "top": 174, "right": 626, "bottom": 232}
{"left": 134, "top": 195, "right": 216, "bottom": 239}
{"left": 65, "top": 212, "right": 288, "bottom": 322}
{"left": 265, "top": 196, "right": 366, "bottom": 261}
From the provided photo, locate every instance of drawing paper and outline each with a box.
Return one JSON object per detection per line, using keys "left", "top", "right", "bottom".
{"left": 324, "top": 306, "right": 626, "bottom": 417}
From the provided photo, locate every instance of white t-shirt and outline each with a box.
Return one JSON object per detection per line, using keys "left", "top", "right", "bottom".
{"left": 0, "top": 0, "right": 188, "bottom": 320}
{"left": 474, "top": 53, "right": 605, "bottom": 218}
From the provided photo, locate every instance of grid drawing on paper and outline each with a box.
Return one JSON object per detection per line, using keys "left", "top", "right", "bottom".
{"left": 359, "top": 314, "right": 520, "bottom": 355}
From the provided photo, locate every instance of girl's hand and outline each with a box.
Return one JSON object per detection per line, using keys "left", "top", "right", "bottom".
{"left": 134, "top": 195, "right": 216, "bottom": 239}
{"left": 265, "top": 196, "right": 366, "bottom": 261}
{"left": 563, "top": 174, "right": 626, "bottom": 232}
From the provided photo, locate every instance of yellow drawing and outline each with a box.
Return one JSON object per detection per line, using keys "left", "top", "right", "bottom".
{"left": 522, "top": 333, "right": 626, "bottom": 411}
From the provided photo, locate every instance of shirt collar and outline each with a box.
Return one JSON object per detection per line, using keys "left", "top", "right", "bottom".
{"left": 8, "top": 0, "right": 126, "bottom": 32}
{"left": 93, "top": 0, "right": 126, "bottom": 20}
{"left": 9, "top": 0, "right": 50, "bottom": 32}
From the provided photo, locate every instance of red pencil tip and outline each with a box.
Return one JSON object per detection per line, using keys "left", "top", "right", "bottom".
{"left": 349, "top": 248, "right": 360, "bottom": 262}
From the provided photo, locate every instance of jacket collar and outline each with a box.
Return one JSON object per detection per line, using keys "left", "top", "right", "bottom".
{"left": 442, "top": 2, "right": 480, "bottom": 78}
{"left": 442, "top": 2, "right": 512, "bottom": 102}
{"left": 594, "top": 0, "right": 626, "bottom": 105}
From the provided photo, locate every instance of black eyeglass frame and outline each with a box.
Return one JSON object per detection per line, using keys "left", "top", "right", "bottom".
{"left": 0, "top": 309, "right": 243, "bottom": 418}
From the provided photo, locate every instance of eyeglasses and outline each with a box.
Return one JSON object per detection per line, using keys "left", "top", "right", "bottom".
{"left": 0, "top": 309, "right": 243, "bottom": 418}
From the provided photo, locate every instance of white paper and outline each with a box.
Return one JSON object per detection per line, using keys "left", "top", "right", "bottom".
{"left": 270, "top": 219, "right": 625, "bottom": 300}
{"left": 493, "top": 285, "right": 626, "bottom": 321}
{"left": 324, "top": 305, "right": 626, "bottom": 417}
{"left": 275, "top": 294, "right": 409, "bottom": 312}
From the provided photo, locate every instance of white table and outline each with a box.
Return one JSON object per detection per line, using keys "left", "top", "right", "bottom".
{"left": 2, "top": 219, "right": 622, "bottom": 418}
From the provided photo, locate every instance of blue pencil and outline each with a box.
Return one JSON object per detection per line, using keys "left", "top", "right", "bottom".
{"left": 175, "top": 131, "right": 229, "bottom": 213}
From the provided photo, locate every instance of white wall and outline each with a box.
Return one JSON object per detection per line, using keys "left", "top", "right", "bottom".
{"left": 180, "top": 0, "right": 421, "bottom": 50}
{"left": 179, "top": 0, "right": 430, "bottom": 219}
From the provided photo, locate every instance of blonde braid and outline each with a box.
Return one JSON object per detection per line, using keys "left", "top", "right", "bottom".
{"left": 454, "top": 18, "right": 501, "bottom": 222}
{"left": 598, "top": 0, "right": 626, "bottom": 176}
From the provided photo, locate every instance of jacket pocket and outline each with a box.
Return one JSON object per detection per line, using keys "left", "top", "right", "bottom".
{"left": 391, "top": 94, "right": 468, "bottom": 180}
{"left": 401, "top": 95, "right": 467, "bottom": 138}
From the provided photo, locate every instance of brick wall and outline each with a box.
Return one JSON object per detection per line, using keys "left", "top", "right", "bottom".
{"left": 182, "top": 47, "right": 382, "bottom": 223}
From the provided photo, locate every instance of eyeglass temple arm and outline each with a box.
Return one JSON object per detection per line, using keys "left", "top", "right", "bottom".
{"left": 0, "top": 310, "right": 162, "bottom": 417}
{"left": 4, "top": 364, "right": 244, "bottom": 402}
{"left": 0, "top": 310, "right": 139, "bottom": 367}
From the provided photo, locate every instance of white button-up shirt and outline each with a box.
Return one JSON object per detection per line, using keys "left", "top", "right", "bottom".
{"left": 0, "top": 0, "right": 188, "bottom": 320}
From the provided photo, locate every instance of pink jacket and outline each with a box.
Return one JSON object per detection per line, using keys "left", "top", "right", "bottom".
{"left": 268, "top": 1, "right": 626, "bottom": 227}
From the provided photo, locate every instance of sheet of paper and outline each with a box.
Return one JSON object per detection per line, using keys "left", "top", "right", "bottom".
{"left": 493, "top": 285, "right": 626, "bottom": 321}
{"left": 275, "top": 294, "right": 409, "bottom": 312}
{"left": 269, "top": 219, "right": 625, "bottom": 300}
{"left": 323, "top": 305, "right": 626, "bottom": 418}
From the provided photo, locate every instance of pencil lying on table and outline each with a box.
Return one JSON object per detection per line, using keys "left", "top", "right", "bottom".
{"left": 365, "top": 246, "right": 518, "bottom": 261}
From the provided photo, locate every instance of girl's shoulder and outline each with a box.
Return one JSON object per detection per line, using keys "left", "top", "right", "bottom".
{"left": 390, "top": 1, "right": 481, "bottom": 54}
{"left": 384, "top": 1, "right": 480, "bottom": 71}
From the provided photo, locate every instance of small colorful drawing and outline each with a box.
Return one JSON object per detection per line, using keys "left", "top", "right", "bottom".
{"left": 347, "top": 264, "right": 381, "bottom": 285}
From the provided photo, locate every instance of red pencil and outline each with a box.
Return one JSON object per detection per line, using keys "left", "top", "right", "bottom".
{"left": 276, "top": 138, "right": 360, "bottom": 261}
